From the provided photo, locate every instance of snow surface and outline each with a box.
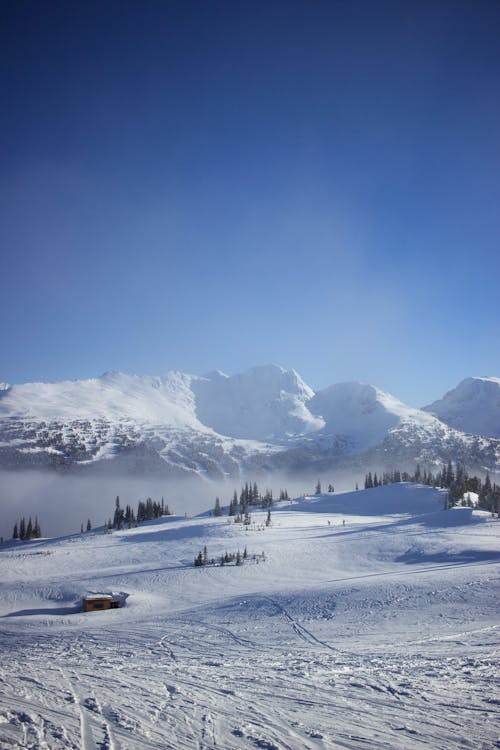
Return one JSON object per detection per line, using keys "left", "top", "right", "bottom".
{"left": 309, "top": 382, "right": 441, "bottom": 451}
{"left": 193, "top": 365, "right": 324, "bottom": 441}
{"left": 1, "top": 484, "right": 499, "bottom": 749}
{"left": 0, "top": 371, "right": 206, "bottom": 429}
{"left": 424, "top": 376, "right": 500, "bottom": 439}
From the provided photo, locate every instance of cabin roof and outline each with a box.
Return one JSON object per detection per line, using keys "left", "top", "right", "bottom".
{"left": 83, "top": 594, "right": 114, "bottom": 601}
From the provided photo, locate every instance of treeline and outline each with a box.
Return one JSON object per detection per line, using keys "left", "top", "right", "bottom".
{"left": 106, "top": 495, "right": 173, "bottom": 531}
{"left": 363, "top": 462, "right": 500, "bottom": 513}
{"left": 212, "top": 480, "right": 289, "bottom": 520}
{"left": 12, "top": 515, "right": 42, "bottom": 541}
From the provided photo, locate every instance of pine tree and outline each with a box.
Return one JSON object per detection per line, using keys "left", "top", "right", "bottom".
{"left": 13, "top": 522, "right": 18, "bottom": 540}
{"left": 113, "top": 496, "right": 124, "bottom": 529}
{"left": 87, "top": 518, "right": 92, "bottom": 532}
{"left": 253, "top": 482, "right": 259, "bottom": 505}
{"left": 315, "top": 480, "right": 322, "bottom": 495}
{"left": 26, "top": 517, "right": 33, "bottom": 540}
{"left": 194, "top": 551, "right": 203, "bottom": 566}
{"left": 19, "top": 517, "right": 26, "bottom": 540}
{"left": 213, "top": 497, "right": 222, "bottom": 517}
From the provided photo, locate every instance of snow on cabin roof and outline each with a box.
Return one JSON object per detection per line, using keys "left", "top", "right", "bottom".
{"left": 83, "top": 594, "right": 113, "bottom": 601}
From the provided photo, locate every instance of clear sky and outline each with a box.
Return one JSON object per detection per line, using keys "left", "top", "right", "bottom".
{"left": 1, "top": 0, "right": 499, "bottom": 407}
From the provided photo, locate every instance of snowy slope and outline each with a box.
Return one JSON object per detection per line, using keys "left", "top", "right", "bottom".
{"left": 0, "top": 483, "right": 499, "bottom": 750}
{"left": 424, "top": 376, "right": 500, "bottom": 439}
{"left": 193, "top": 364, "right": 324, "bottom": 440}
{"left": 0, "top": 370, "right": 205, "bottom": 428}
{"left": 309, "top": 382, "right": 441, "bottom": 451}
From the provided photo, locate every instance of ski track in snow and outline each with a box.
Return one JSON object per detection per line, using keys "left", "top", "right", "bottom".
{"left": 0, "top": 485, "right": 499, "bottom": 749}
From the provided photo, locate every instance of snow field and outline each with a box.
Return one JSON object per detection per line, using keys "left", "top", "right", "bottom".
{"left": 0, "top": 483, "right": 499, "bottom": 749}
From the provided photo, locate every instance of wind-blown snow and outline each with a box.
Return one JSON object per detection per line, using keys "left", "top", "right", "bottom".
{"left": 0, "top": 483, "right": 498, "bottom": 749}
{"left": 424, "top": 376, "right": 500, "bottom": 439}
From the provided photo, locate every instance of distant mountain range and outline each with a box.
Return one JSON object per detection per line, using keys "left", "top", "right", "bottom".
{"left": 0, "top": 366, "right": 499, "bottom": 479}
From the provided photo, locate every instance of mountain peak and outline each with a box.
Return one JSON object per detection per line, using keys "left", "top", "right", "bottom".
{"left": 309, "top": 381, "right": 438, "bottom": 451}
{"left": 191, "top": 364, "right": 321, "bottom": 441}
{"left": 424, "top": 376, "right": 500, "bottom": 438}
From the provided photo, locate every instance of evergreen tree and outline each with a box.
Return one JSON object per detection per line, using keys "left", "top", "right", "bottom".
{"left": 194, "top": 551, "right": 203, "bottom": 566}
{"left": 26, "top": 517, "right": 33, "bottom": 540}
{"left": 213, "top": 497, "right": 222, "bottom": 517}
{"left": 19, "top": 517, "right": 26, "bottom": 540}
{"left": 253, "top": 482, "right": 259, "bottom": 505}
{"left": 12, "top": 522, "right": 18, "bottom": 540}
{"left": 315, "top": 480, "right": 322, "bottom": 495}
{"left": 113, "top": 496, "right": 124, "bottom": 529}
{"left": 262, "top": 489, "right": 273, "bottom": 508}
{"left": 445, "top": 461, "right": 454, "bottom": 487}
{"left": 87, "top": 518, "right": 92, "bottom": 532}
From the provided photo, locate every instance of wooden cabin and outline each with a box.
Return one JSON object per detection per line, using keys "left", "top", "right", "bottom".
{"left": 82, "top": 593, "right": 122, "bottom": 612}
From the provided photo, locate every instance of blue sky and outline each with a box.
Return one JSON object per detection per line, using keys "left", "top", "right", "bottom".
{"left": 1, "top": 0, "right": 499, "bottom": 406}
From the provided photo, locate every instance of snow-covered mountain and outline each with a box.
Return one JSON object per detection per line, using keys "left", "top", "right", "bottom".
{"left": 193, "top": 365, "right": 324, "bottom": 441}
{"left": 423, "top": 376, "right": 500, "bottom": 439}
{"left": 308, "top": 382, "right": 441, "bottom": 452}
{"left": 0, "top": 366, "right": 499, "bottom": 477}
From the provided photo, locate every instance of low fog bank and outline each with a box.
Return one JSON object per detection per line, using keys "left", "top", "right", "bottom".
{"left": 0, "top": 470, "right": 362, "bottom": 541}
{"left": 0, "top": 471, "right": 210, "bottom": 540}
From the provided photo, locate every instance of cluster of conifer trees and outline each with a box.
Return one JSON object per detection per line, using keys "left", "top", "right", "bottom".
{"left": 363, "top": 463, "right": 500, "bottom": 513}
{"left": 12, "top": 516, "right": 42, "bottom": 540}
{"left": 194, "top": 544, "right": 264, "bottom": 567}
{"left": 213, "top": 481, "right": 289, "bottom": 520}
{"left": 107, "top": 495, "right": 172, "bottom": 530}
{"left": 314, "top": 481, "right": 335, "bottom": 494}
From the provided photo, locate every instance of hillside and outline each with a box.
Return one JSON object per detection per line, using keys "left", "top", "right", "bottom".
{"left": 0, "top": 483, "right": 499, "bottom": 749}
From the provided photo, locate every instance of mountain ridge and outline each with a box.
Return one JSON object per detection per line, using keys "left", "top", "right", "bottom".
{"left": 0, "top": 366, "right": 498, "bottom": 478}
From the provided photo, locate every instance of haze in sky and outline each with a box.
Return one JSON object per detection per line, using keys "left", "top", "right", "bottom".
{"left": 1, "top": 0, "right": 498, "bottom": 407}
